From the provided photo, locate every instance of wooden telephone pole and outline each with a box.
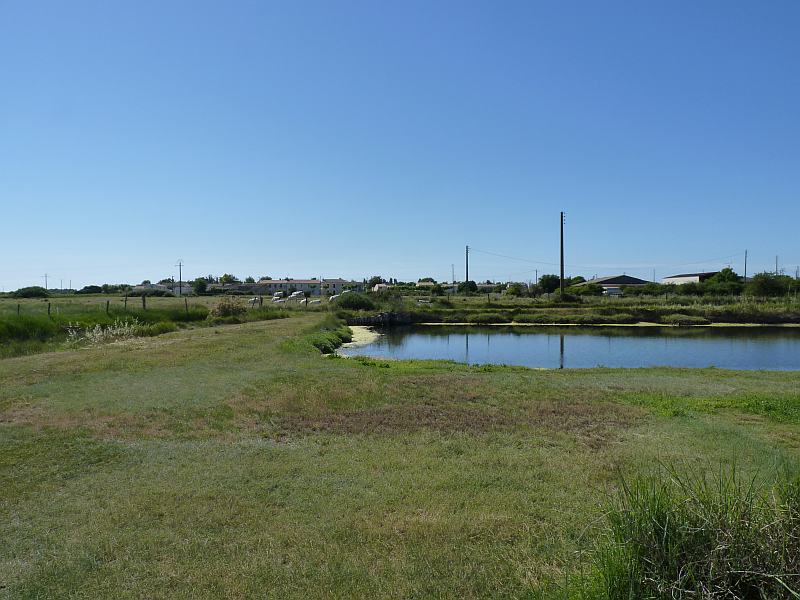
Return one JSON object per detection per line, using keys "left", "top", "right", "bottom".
{"left": 559, "top": 212, "right": 565, "bottom": 295}
{"left": 465, "top": 245, "right": 470, "bottom": 292}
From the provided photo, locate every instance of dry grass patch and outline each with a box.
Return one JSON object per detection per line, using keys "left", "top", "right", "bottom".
{"left": 270, "top": 399, "right": 642, "bottom": 447}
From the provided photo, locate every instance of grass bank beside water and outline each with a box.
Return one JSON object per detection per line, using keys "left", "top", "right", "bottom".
{"left": 337, "top": 294, "right": 800, "bottom": 326}
{"left": 2, "top": 314, "right": 800, "bottom": 597}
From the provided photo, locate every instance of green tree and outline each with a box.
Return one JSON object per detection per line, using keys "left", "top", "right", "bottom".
{"left": 244, "top": 276, "right": 255, "bottom": 283}
{"left": 746, "top": 273, "right": 791, "bottom": 297}
{"left": 457, "top": 280, "right": 478, "bottom": 294}
{"left": 192, "top": 279, "right": 208, "bottom": 295}
{"left": 538, "top": 274, "right": 561, "bottom": 294}
{"left": 12, "top": 286, "right": 49, "bottom": 298}
{"left": 368, "top": 276, "right": 385, "bottom": 287}
{"left": 708, "top": 267, "right": 741, "bottom": 284}
{"left": 219, "top": 274, "right": 238, "bottom": 288}
{"left": 506, "top": 283, "right": 527, "bottom": 296}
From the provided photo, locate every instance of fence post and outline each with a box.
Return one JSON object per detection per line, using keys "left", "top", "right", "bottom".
{"left": 47, "top": 302, "right": 51, "bottom": 317}
{"left": 17, "top": 303, "right": 20, "bottom": 316}
{"left": 106, "top": 300, "right": 110, "bottom": 315}
{"left": 142, "top": 295, "right": 146, "bottom": 311}
{"left": 184, "top": 297, "right": 189, "bottom": 316}
{"left": 124, "top": 295, "right": 128, "bottom": 311}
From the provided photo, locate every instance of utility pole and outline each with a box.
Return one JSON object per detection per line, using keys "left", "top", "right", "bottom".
{"left": 535, "top": 269, "right": 538, "bottom": 285}
{"left": 559, "top": 212, "right": 565, "bottom": 295}
{"left": 175, "top": 259, "right": 184, "bottom": 296}
{"left": 744, "top": 250, "right": 748, "bottom": 282}
{"left": 776, "top": 255, "right": 779, "bottom": 276}
{"left": 465, "top": 245, "right": 469, "bottom": 291}
{"left": 42, "top": 273, "right": 48, "bottom": 290}
{"left": 652, "top": 268, "right": 656, "bottom": 283}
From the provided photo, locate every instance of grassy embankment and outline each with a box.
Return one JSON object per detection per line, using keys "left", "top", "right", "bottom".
{"left": 2, "top": 313, "right": 800, "bottom": 597}
{"left": 0, "top": 295, "right": 326, "bottom": 358}
{"left": 337, "top": 294, "right": 800, "bottom": 325}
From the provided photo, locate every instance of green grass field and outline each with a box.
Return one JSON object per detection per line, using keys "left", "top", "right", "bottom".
{"left": 2, "top": 315, "right": 799, "bottom": 597}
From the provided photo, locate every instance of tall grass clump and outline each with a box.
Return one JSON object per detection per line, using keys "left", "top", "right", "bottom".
{"left": 285, "top": 315, "right": 352, "bottom": 354}
{"left": 572, "top": 465, "right": 800, "bottom": 599}
{"left": 0, "top": 315, "right": 60, "bottom": 342}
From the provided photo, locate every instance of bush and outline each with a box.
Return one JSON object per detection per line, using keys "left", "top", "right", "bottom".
{"left": 570, "top": 284, "right": 603, "bottom": 296}
{"left": 209, "top": 297, "right": 247, "bottom": 318}
{"left": 334, "top": 293, "right": 375, "bottom": 311}
{"left": 661, "top": 313, "right": 710, "bottom": 326}
{"left": 574, "top": 467, "right": 800, "bottom": 599}
{"left": 747, "top": 273, "right": 794, "bottom": 297}
{"left": 467, "top": 312, "right": 511, "bottom": 324}
{"left": 11, "top": 286, "right": 49, "bottom": 298}
{"left": 0, "top": 315, "right": 59, "bottom": 341}
{"left": 76, "top": 285, "right": 103, "bottom": 295}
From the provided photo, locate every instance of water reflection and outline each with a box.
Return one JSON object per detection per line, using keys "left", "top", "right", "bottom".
{"left": 339, "top": 325, "right": 800, "bottom": 370}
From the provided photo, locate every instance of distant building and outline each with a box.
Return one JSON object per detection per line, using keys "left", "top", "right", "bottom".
{"left": 662, "top": 272, "right": 719, "bottom": 285}
{"left": 576, "top": 275, "right": 650, "bottom": 291}
{"left": 132, "top": 283, "right": 171, "bottom": 293}
{"left": 477, "top": 283, "right": 500, "bottom": 291}
{"left": 372, "top": 283, "right": 393, "bottom": 293}
{"left": 253, "top": 278, "right": 362, "bottom": 296}
{"left": 415, "top": 281, "right": 436, "bottom": 288}
{"left": 168, "top": 282, "right": 193, "bottom": 295}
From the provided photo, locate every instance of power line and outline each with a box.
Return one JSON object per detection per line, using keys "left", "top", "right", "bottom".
{"left": 469, "top": 246, "right": 742, "bottom": 272}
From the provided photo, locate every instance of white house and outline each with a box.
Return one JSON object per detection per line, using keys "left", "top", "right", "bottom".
{"left": 662, "top": 272, "right": 719, "bottom": 285}
{"left": 254, "top": 278, "right": 363, "bottom": 296}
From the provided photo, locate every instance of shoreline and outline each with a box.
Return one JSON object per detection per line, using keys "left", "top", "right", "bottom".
{"left": 340, "top": 325, "right": 381, "bottom": 350}
{"left": 416, "top": 321, "right": 800, "bottom": 328}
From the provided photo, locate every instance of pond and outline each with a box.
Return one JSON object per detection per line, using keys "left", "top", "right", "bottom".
{"left": 338, "top": 325, "right": 800, "bottom": 370}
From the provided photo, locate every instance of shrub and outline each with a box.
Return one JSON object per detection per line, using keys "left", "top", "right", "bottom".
{"left": 334, "top": 293, "right": 375, "bottom": 311}
{"left": 76, "top": 285, "right": 103, "bottom": 295}
{"left": 467, "top": 312, "right": 511, "bottom": 324}
{"left": 661, "top": 313, "right": 710, "bottom": 326}
{"left": 0, "top": 315, "right": 59, "bottom": 341}
{"left": 11, "top": 286, "right": 49, "bottom": 298}
{"left": 209, "top": 296, "right": 247, "bottom": 318}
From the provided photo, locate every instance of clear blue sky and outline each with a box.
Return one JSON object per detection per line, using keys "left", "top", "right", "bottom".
{"left": 1, "top": 0, "right": 798, "bottom": 290}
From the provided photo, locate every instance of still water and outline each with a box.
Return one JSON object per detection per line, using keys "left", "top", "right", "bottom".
{"left": 339, "top": 326, "right": 800, "bottom": 370}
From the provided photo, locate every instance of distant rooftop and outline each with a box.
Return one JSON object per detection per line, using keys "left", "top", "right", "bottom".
{"left": 663, "top": 271, "right": 719, "bottom": 279}
{"left": 577, "top": 274, "right": 650, "bottom": 286}
{"left": 256, "top": 277, "right": 352, "bottom": 285}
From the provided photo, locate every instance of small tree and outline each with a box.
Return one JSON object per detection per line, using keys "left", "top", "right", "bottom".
{"left": 506, "top": 283, "right": 527, "bottom": 297}
{"left": 457, "top": 281, "right": 478, "bottom": 294}
{"left": 368, "top": 275, "right": 385, "bottom": 287}
{"left": 12, "top": 286, "right": 49, "bottom": 298}
{"left": 193, "top": 279, "right": 208, "bottom": 295}
{"left": 746, "top": 273, "right": 791, "bottom": 297}
{"left": 244, "top": 276, "right": 255, "bottom": 283}
{"left": 538, "top": 274, "right": 561, "bottom": 294}
{"left": 219, "top": 274, "right": 238, "bottom": 289}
